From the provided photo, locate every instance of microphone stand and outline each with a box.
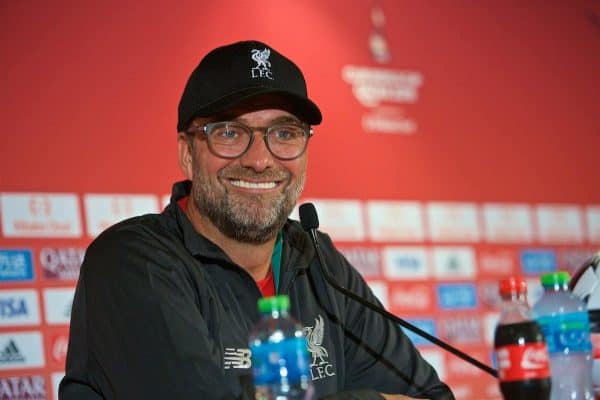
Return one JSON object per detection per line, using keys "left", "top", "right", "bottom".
{"left": 300, "top": 204, "right": 498, "bottom": 378}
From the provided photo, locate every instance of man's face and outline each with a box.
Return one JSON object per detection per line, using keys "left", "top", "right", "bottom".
{"left": 183, "top": 108, "right": 308, "bottom": 244}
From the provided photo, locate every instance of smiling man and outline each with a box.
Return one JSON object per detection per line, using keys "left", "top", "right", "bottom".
{"left": 60, "top": 40, "right": 454, "bottom": 400}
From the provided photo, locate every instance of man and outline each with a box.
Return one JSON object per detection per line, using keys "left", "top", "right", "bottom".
{"left": 60, "top": 40, "right": 454, "bottom": 400}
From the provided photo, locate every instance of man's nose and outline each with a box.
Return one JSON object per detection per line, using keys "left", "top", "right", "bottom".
{"left": 238, "top": 133, "right": 274, "bottom": 171}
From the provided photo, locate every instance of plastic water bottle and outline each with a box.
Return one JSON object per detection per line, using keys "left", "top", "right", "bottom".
{"left": 249, "top": 295, "right": 313, "bottom": 400}
{"left": 532, "top": 271, "right": 594, "bottom": 400}
{"left": 494, "top": 276, "right": 551, "bottom": 399}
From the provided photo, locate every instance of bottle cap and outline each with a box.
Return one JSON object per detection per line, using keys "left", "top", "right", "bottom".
{"left": 499, "top": 276, "right": 527, "bottom": 296}
{"left": 540, "top": 271, "right": 570, "bottom": 287}
{"left": 257, "top": 295, "right": 290, "bottom": 314}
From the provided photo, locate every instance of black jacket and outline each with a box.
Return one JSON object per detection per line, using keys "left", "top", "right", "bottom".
{"left": 60, "top": 181, "right": 454, "bottom": 400}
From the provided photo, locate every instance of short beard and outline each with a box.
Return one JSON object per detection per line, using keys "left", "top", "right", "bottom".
{"left": 190, "top": 162, "right": 304, "bottom": 244}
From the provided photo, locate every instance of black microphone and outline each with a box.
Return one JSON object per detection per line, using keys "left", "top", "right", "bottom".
{"left": 298, "top": 202, "right": 498, "bottom": 378}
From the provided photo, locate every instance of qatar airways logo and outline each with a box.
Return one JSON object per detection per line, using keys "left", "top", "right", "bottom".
{"left": 338, "top": 247, "right": 380, "bottom": 278}
{"left": 439, "top": 315, "right": 482, "bottom": 343}
{"left": 39, "top": 247, "right": 85, "bottom": 280}
{"left": 0, "top": 375, "right": 46, "bottom": 399}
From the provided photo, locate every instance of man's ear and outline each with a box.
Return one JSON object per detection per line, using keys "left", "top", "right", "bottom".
{"left": 177, "top": 132, "right": 193, "bottom": 180}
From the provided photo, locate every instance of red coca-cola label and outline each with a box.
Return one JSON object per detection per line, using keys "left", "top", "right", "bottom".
{"left": 495, "top": 342, "right": 551, "bottom": 381}
{"left": 591, "top": 333, "right": 600, "bottom": 359}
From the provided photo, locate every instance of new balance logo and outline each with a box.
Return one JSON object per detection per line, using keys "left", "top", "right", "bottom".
{"left": 0, "top": 340, "right": 25, "bottom": 363}
{"left": 223, "top": 348, "right": 251, "bottom": 369}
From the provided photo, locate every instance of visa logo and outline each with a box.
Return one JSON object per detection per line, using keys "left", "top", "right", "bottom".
{"left": 0, "top": 298, "right": 27, "bottom": 317}
{"left": 401, "top": 319, "right": 437, "bottom": 346}
{"left": 437, "top": 283, "right": 478, "bottom": 309}
{"left": 0, "top": 250, "right": 34, "bottom": 282}
{"left": 520, "top": 250, "right": 557, "bottom": 275}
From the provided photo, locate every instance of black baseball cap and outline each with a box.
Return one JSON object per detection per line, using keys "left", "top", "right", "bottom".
{"left": 177, "top": 40, "right": 322, "bottom": 131}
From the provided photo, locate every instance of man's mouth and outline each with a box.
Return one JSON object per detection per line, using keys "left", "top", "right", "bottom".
{"left": 228, "top": 179, "right": 278, "bottom": 190}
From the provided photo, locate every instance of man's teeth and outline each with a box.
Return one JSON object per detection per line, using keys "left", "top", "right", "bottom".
{"left": 230, "top": 180, "right": 277, "bottom": 189}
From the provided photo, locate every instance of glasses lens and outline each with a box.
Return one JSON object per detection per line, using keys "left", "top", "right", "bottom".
{"left": 206, "top": 122, "right": 251, "bottom": 158}
{"left": 267, "top": 124, "right": 309, "bottom": 159}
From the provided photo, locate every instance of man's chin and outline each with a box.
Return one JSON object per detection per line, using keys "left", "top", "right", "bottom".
{"left": 222, "top": 219, "right": 282, "bottom": 244}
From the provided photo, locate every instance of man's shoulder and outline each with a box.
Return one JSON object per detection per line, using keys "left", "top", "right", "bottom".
{"left": 87, "top": 212, "right": 179, "bottom": 256}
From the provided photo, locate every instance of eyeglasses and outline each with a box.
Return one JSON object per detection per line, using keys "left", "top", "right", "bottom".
{"left": 187, "top": 121, "right": 313, "bottom": 160}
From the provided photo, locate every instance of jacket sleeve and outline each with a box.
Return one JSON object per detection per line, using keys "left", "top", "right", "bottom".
{"left": 60, "top": 225, "right": 241, "bottom": 400}
{"left": 320, "top": 234, "right": 455, "bottom": 400}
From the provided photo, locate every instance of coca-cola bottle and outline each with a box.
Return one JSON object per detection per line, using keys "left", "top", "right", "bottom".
{"left": 494, "top": 276, "right": 551, "bottom": 399}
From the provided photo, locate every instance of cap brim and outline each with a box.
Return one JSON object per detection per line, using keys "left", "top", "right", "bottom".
{"left": 187, "top": 87, "right": 322, "bottom": 127}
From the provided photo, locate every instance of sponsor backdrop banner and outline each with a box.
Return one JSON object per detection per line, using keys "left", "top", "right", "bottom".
{"left": 1, "top": 1, "right": 599, "bottom": 399}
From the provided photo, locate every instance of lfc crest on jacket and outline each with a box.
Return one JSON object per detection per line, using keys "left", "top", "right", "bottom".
{"left": 304, "top": 315, "right": 336, "bottom": 380}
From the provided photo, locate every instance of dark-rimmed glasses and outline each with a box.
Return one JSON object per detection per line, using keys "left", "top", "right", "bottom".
{"left": 187, "top": 121, "right": 313, "bottom": 160}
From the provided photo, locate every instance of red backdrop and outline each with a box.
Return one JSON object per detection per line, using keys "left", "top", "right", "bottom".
{"left": 1, "top": 1, "right": 599, "bottom": 399}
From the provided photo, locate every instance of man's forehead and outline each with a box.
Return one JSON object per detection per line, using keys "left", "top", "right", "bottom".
{"left": 194, "top": 108, "right": 301, "bottom": 125}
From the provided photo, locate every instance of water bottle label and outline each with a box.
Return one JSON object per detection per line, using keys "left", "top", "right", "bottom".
{"left": 536, "top": 311, "right": 593, "bottom": 354}
{"left": 495, "top": 342, "right": 550, "bottom": 381}
{"left": 250, "top": 336, "right": 311, "bottom": 386}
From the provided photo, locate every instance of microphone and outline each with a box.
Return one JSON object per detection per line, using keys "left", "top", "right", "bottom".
{"left": 298, "top": 202, "right": 498, "bottom": 378}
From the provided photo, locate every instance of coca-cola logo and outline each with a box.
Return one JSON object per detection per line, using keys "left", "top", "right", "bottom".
{"left": 521, "top": 347, "right": 549, "bottom": 370}
{"left": 496, "top": 343, "right": 550, "bottom": 381}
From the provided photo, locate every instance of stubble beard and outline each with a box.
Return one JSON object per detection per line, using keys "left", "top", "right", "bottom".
{"left": 191, "top": 162, "right": 305, "bottom": 244}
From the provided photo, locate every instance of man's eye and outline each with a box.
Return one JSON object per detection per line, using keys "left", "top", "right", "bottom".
{"left": 222, "top": 130, "right": 238, "bottom": 138}
{"left": 274, "top": 127, "right": 302, "bottom": 140}
{"left": 215, "top": 128, "right": 240, "bottom": 139}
